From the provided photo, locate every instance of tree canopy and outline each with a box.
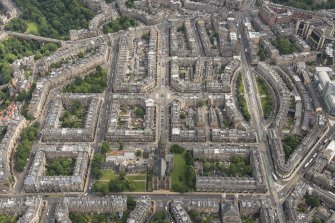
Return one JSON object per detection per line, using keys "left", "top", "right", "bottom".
{"left": 272, "top": 0, "right": 335, "bottom": 10}
{"left": 0, "top": 37, "right": 58, "bottom": 84}
{"left": 6, "top": 0, "right": 95, "bottom": 39}
{"left": 272, "top": 38, "right": 297, "bottom": 55}
{"left": 101, "top": 141, "right": 111, "bottom": 154}
{"left": 150, "top": 211, "right": 170, "bottom": 223}
{"left": 103, "top": 16, "right": 137, "bottom": 34}
{"left": 63, "top": 66, "right": 107, "bottom": 93}
{"left": 46, "top": 157, "right": 75, "bottom": 176}
{"left": 170, "top": 144, "right": 185, "bottom": 154}
{"left": 305, "top": 195, "right": 320, "bottom": 208}
{"left": 15, "top": 122, "right": 40, "bottom": 171}
{"left": 91, "top": 154, "right": 105, "bottom": 179}
{"left": 60, "top": 100, "right": 87, "bottom": 128}
{"left": 283, "top": 134, "right": 302, "bottom": 160}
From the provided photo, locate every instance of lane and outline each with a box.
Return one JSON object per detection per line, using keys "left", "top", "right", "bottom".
{"left": 237, "top": 12, "right": 285, "bottom": 223}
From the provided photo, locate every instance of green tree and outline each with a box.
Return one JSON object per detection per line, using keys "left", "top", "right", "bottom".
{"left": 312, "top": 216, "right": 322, "bottom": 223}
{"left": 5, "top": 18, "right": 27, "bottom": 32}
{"left": 134, "top": 107, "right": 145, "bottom": 117}
{"left": 197, "top": 99, "right": 206, "bottom": 107}
{"left": 185, "top": 166, "right": 195, "bottom": 189}
{"left": 170, "top": 144, "right": 185, "bottom": 154}
{"left": 189, "top": 210, "right": 203, "bottom": 223}
{"left": 119, "top": 170, "right": 126, "bottom": 180}
{"left": 272, "top": 38, "right": 296, "bottom": 55}
{"left": 172, "top": 184, "right": 188, "bottom": 193}
{"left": 306, "top": 195, "right": 320, "bottom": 208}
{"left": 6, "top": 0, "right": 96, "bottom": 39}
{"left": 118, "top": 140, "right": 124, "bottom": 150}
{"left": 184, "top": 151, "right": 194, "bottom": 166}
{"left": 92, "top": 154, "right": 104, "bottom": 179}
{"left": 283, "top": 134, "right": 301, "bottom": 159}
{"left": 127, "top": 196, "right": 136, "bottom": 210}
{"left": 135, "top": 150, "right": 142, "bottom": 157}
{"left": 151, "top": 211, "right": 170, "bottom": 223}
{"left": 101, "top": 141, "right": 111, "bottom": 154}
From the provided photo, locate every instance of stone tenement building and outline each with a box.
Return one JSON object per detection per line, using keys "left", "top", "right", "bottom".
{"left": 113, "top": 28, "right": 158, "bottom": 93}
{"left": 224, "top": 94, "right": 247, "bottom": 130}
{"left": 206, "top": 59, "right": 240, "bottom": 93}
{"left": 24, "top": 144, "right": 92, "bottom": 193}
{"left": 256, "top": 62, "right": 291, "bottom": 129}
{"left": 133, "top": 0, "right": 181, "bottom": 11}
{"left": 183, "top": 198, "right": 220, "bottom": 213}
{"left": 0, "top": 196, "right": 45, "bottom": 223}
{"left": 305, "top": 145, "right": 335, "bottom": 192}
{"left": 193, "top": 144, "right": 258, "bottom": 160}
{"left": 170, "top": 200, "right": 193, "bottom": 223}
{"left": 170, "top": 19, "right": 200, "bottom": 57}
{"left": 36, "top": 37, "right": 109, "bottom": 76}
{"left": 238, "top": 199, "right": 276, "bottom": 223}
{"left": 170, "top": 95, "right": 255, "bottom": 143}
{"left": 170, "top": 57, "right": 239, "bottom": 93}
{"left": 195, "top": 146, "right": 267, "bottom": 193}
{"left": 170, "top": 98, "right": 206, "bottom": 142}
{"left": 55, "top": 196, "right": 127, "bottom": 223}
{"left": 28, "top": 43, "right": 109, "bottom": 119}
{"left": 0, "top": 0, "right": 18, "bottom": 26}
{"left": 258, "top": 37, "right": 317, "bottom": 65}
{"left": 41, "top": 94, "right": 101, "bottom": 142}
{"left": 267, "top": 124, "right": 326, "bottom": 179}
{"left": 116, "top": 0, "right": 165, "bottom": 25}
{"left": 127, "top": 198, "right": 153, "bottom": 223}
{"left": 210, "top": 129, "right": 257, "bottom": 143}
{"left": 106, "top": 95, "right": 156, "bottom": 142}
{"left": 182, "top": 0, "right": 242, "bottom": 13}
{"left": 215, "top": 15, "right": 240, "bottom": 57}
{"left": 182, "top": 0, "right": 223, "bottom": 14}
{"left": 220, "top": 200, "right": 241, "bottom": 222}
{"left": 170, "top": 57, "right": 202, "bottom": 93}
{"left": 0, "top": 115, "right": 27, "bottom": 191}
{"left": 195, "top": 18, "right": 220, "bottom": 57}
{"left": 283, "top": 180, "right": 310, "bottom": 223}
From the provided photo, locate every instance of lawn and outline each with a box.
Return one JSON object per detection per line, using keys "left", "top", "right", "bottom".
{"left": 100, "top": 169, "right": 116, "bottom": 181}
{"left": 171, "top": 153, "right": 187, "bottom": 191}
{"left": 128, "top": 174, "right": 146, "bottom": 192}
{"left": 236, "top": 73, "right": 251, "bottom": 121}
{"left": 131, "top": 181, "right": 146, "bottom": 192}
{"left": 94, "top": 171, "right": 147, "bottom": 192}
{"left": 93, "top": 180, "right": 109, "bottom": 189}
{"left": 127, "top": 174, "right": 146, "bottom": 181}
{"left": 256, "top": 76, "right": 274, "bottom": 119}
{"left": 26, "top": 22, "right": 39, "bottom": 35}
{"left": 0, "top": 215, "right": 17, "bottom": 223}
{"left": 93, "top": 170, "right": 116, "bottom": 192}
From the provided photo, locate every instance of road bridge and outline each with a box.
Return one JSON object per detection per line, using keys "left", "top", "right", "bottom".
{"left": 6, "top": 31, "right": 66, "bottom": 45}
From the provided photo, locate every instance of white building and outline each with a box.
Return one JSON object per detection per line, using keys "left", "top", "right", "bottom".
{"left": 314, "top": 67, "right": 335, "bottom": 115}
{"left": 106, "top": 150, "right": 136, "bottom": 165}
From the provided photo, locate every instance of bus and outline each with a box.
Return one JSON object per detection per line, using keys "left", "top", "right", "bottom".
{"left": 304, "top": 162, "right": 310, "bottom": 168}
{"left": 272, "top": 172, "right": 278, "bottom": 181}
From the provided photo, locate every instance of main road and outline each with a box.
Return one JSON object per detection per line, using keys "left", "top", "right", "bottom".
{"left": 237, "top": 12, "right": 285, "bottom": 223}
